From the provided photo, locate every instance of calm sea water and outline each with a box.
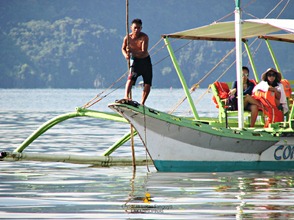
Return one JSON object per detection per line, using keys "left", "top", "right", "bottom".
{"left": 1, "top": 88, "right": 294, "bottom": 219}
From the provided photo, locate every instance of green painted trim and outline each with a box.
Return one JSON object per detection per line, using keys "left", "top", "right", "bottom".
{"left": 14, "top": 108, "right": 127, "bottom": 153}
{"left": 76, "top": 107, "right": 127, "bottom": 123}
{"left": 244, "top": 41, "right": 259, "bottom": 82}
{"left": 163, "top": 37, "right": 200, "bottom": 120}
{"left": 154, "top": 160, "right": 294, "bottom": 172}
{"left": 114, "top": 103, "right": 280, "bottom": 142}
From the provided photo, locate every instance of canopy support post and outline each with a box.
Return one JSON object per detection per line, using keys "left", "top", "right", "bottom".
{"left": 244, "top": 41, "right": 259, "bottom": 82}
{"left": 264, "top": 39, "right": 282, "bottom": 76}
{"left": 163, "top": 37, "right": 200, "bottom": 120}
{"left": 235, "top": 0, "right": 244, "bottom": 129}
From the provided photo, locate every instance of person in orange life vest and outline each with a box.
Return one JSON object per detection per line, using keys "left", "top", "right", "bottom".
{"left": 228, "top": 66, "right": 261, "bottom": 127}
{"left": 253, "top": 68, "right": 288, "bottom": 114}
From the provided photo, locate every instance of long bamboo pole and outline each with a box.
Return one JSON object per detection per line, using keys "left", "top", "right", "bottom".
{"left": 126, "top": 0, "right": 136, "bottom": 170}
{"left": 126, "top": 0, "right": 130, "bottom": 71}
{"left": 2, "top": 152, "right": 150, "bottom": 167}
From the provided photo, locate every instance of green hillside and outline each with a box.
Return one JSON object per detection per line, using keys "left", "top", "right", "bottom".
{"left": 0, "top": 0, "right": 293, "bottom": 88}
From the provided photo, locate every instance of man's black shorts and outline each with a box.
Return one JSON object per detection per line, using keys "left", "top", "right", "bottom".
{"left": 128, "top": 56, "right": 152, "bottom": 86}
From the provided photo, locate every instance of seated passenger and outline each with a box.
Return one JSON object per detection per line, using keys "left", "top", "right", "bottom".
{"left": 228, "top": 66, "right": 261, "bottom": 127}
{"left": 253, "top": 68, "right": 289, "bottom": 127}
{"left": 253, "top": 68, "right": 288, "bottom": 114}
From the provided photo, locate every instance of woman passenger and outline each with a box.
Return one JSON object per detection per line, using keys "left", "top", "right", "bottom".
{"left": 253, "top": 68, "right": 288, "bottom": 114}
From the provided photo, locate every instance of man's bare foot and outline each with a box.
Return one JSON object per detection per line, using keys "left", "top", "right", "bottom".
{"left": 116, "top": 98, "right": 132, "bottom": 104}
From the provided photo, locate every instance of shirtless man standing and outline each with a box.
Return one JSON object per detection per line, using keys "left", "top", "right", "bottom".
{"left": 122, "top": 18, "right": 152, "bottom": 105}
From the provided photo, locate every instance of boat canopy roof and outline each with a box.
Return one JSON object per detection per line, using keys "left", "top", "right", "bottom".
{"left": 162, "top": 19, "right": 294, "bottom": 42}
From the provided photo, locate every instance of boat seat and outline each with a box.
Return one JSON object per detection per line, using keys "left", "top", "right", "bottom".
{"left": 211, "top": 81, "right": 264, "bottom": 126}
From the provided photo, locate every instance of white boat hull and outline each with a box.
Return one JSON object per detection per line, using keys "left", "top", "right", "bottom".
{"left": 109, "top": 103, "right": 294, "bottom": 172}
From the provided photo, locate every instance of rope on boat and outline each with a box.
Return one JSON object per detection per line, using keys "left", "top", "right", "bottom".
{"left": 277, "top": 0, "right": 290, "bottom": 18}
{"left": 142, "top": 105, "right": 150, "bottom": 172}
{"left": 249, "top": 0, "right": 289, "bottom": 61}
{"left": 82, "top": 73, "right": 127, "bottom": 109}
{"left": 212, "top": 0, "right": 258, "bottom": 24}
{"left": 168, "top": 47, "right": 235, "bottom": 114}
{"left": 265, "top": 0, "right": 285, "bottom": 18}
{"left": 151, "top": 39, "right": 193, "bottom": 67}
{"left": 148, "top": 38, "right": 164, "bottom": 58}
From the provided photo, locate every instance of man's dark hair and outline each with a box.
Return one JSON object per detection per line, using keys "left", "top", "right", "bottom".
{"left": 242, "top": 66, "right": 249, "bottom": 74}
{"left": 132, "top": 18, "right": 142, "bottom": 26}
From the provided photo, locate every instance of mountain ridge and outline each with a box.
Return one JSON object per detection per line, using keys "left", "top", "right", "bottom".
{"left": 0, "top": 0, "right": 293, "bottom": 88}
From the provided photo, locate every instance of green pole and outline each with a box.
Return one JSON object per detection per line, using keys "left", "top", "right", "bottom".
{"left": 14, "top": 111, "right": 81, "bottom": 153}
{"left": 163, "top": 37, "right": 199, "bottom": 120}
{"left": 102, "top": 130, "right": 137, "bottom": 156}
{"left": 264, "top": 39, "right": 282, "bottom": 77}
{"left": 244, "top": 41, "right": 259, "bottom": 82}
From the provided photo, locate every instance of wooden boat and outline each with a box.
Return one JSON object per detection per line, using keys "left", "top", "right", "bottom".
{"left": 2, "top": 2, "right": 294, "bottom": 171}
{"left": 108, "top": 3, "right": 294, "bottom": 172}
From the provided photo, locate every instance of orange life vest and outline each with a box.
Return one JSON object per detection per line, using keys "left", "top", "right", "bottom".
{"left": 253, "top": 90, "right": 283, "bottom": 127}
{"left": 249, "top": 79, "right": 257, "bottom": 86}
{"left": 280, "top": 79, "right": 292, "bottom": 98}
{"left": 212, "top": 82, "right": 230, "bottom": 108}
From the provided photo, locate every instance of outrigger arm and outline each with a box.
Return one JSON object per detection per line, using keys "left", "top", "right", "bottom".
{"left": 2, "top": 107, "right": 150, "bottom": 166}
{"left": 13, "top": 107, "right": 127, "bottom": 153}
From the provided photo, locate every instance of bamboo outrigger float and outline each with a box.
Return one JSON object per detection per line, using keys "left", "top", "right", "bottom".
{"left": 2, "top": 152, "right": 149, "bottom": 167}
{"left": 0, "top": 107, "right": 149, "bottom": 166}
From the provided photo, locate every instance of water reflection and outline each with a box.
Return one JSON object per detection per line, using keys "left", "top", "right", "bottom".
{"left": 1, "top": 161, "right": 294, "bottom": 219}
{"left": 123, "top": 171, "right": 294, "bottom": 219}
{"left": 234, "top": 175, "right": 294, "bottom": 219}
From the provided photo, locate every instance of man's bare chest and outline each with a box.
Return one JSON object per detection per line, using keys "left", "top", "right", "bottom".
{"left": 129, "top": 38, "right": 143, "bottom": 49}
